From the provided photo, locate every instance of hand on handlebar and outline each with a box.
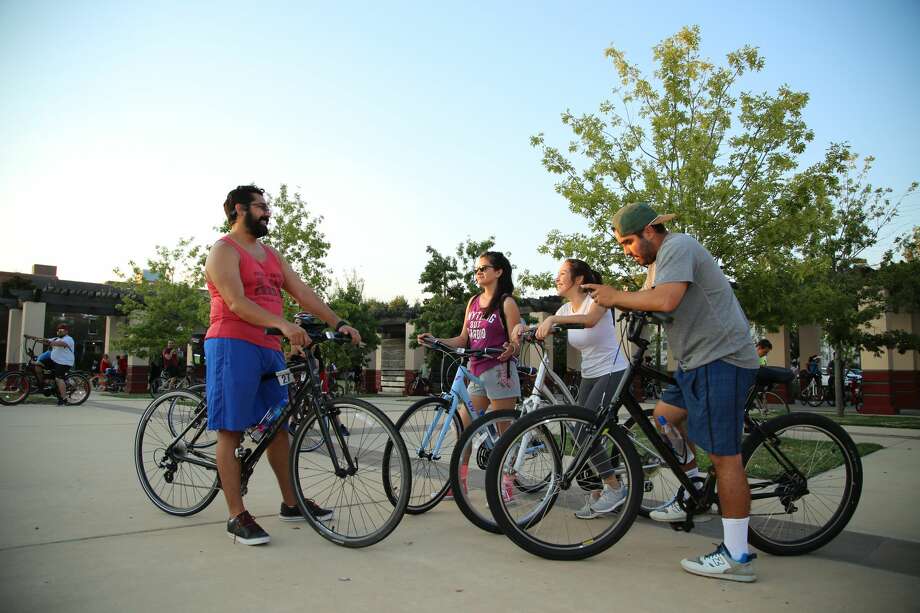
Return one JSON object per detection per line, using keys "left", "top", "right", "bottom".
{"left": 497, "top": 341, "right": 517, "bottom": 362}
{"left": 339, "top": 325, "right": 362, "bottom": 346}
{"left": 535, "top": 316, "right": 555, "bottom": 341}
{"left": 580, "top": 283, "right": 618, "bottom": 308}
{"left": 279, "top": 321, "right": 309, "bottom": 348}
{"left": 417, "top": 332, "right": 437, "bottom": 347}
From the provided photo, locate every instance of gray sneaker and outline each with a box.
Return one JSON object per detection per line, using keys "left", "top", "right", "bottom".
{"left": 574, "top": 485, "right": 627, "bottom": 519}
{"left": 649, "top": 499, "right": 715, "bottom": 523}
{"left": 681, "top": 544, "right": 757, "bottom": 583}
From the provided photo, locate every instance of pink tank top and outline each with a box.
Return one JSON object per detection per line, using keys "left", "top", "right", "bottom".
{"left": 205, "top": 236, "right": 284, "bottom": 351}
{"left": 466, "top": 294, "right": 509, "bottom": 376}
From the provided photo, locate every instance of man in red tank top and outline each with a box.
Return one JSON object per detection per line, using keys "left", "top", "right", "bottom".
{"left": 205, "top": 184, "right": 362, "bottom": 546}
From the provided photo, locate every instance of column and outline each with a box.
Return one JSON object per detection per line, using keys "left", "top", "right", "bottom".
{"left": 6, "top": 308, "right": 23, "bottom": 369}
{"left": 797, "top": 324, "right": 822, "bottom": 366}
{"left": 365, "top": 344, "right": 381, "bottom": 394}
{"left": 860, "top": 311, "right": 919, "bottom": 414}
{"left": 104, "top": 316, "right": 126, "bottom": 355}
{"left": 404, "top": 322, "right": 426, "bottom": 395}
{"left": 763, "top": 326, "right": 794, "bottom": 402}
{"left": 21, "top": 302, "right": 46, "bottom": 363}
{"left": 126, "top": 354, "right": 149, "bottom": 394}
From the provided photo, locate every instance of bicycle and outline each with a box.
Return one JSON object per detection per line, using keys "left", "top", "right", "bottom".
{"left": 0, "top": 338, "right": 91, "bottom": 406}
{"left": 134, "top": 316, "right": 412, "bottom": 548}
{"left": 749, "top": 368, "right": 791, "bottom": 419}
{"left": 407, "top": 373, "right": 431, "bottom": 396}
{"left": 798, "top": 373, "right": 824, "bottom": 407}
{"left": 484, "top": 311, "right": 863, "bottom": 561}
{"left": 447, "top": 325, "right": 581, "bottom": 533}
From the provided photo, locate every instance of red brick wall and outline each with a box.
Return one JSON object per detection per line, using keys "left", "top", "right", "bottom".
{"left": 859, "top": 370, "right": 920, "bottom": 415}
{"left": 127, "top": 365, "right": 149, "bottom": 394}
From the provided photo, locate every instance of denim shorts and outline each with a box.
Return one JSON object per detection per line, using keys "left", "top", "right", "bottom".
{"left": 660, "top": 359, "right": 758, "bottom": 456}
{"left": 205, "top": 338, "right": 288, "bottom": 432}
{"left": 467, "top": 361, "right": 521, "bottom": 400}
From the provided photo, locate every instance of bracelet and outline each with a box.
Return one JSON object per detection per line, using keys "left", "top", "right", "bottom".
{"left": 334, "top": 320, "right": 349, "bottom": 331}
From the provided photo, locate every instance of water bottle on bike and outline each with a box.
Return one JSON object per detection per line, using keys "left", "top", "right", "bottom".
{"left": 249, "top": 402, "right": 287, "bottom": 442}
{"left": 657, "top": 415, "right": 695, "bottom": 464}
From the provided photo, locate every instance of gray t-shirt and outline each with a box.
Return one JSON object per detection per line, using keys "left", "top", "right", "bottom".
{"left": 642, "top": 233, "right": 758, "bottom": 371}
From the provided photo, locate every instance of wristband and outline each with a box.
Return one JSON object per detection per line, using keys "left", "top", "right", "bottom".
{"left": 334, "top": 320, "right": 349, "bottom": 332}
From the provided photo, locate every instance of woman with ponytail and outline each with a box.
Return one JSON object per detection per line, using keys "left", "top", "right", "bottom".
{"left": 534, "top": 258, "right": 629, "bottom": 518}
{"left": 417, "top": 251, "right": 522, "bottom": 500}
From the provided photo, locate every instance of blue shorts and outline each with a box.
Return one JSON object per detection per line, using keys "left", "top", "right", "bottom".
{"left": 205, "top": 338, "right": 288, "bottom": 432}
{"left": 660, "top": 359, "right": 757, "bottom": 456}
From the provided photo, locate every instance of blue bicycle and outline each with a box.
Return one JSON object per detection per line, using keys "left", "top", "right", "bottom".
{"left": 382, "top": 340, "right": 510, "bottom": 513}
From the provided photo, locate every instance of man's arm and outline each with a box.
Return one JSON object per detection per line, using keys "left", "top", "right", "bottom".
{"left": 205, "top": 241, "right": 308, "bottom": 346}
{"left": 267, "top": 246, "right": 362, "bottom": 344}
{"left": 581, "top": 282, "right": 688, "bottom": 313}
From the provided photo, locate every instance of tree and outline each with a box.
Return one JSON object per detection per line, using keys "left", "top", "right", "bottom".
{"left": 529, "top": 25, "right": 835, "bottom": 327}
{"left": 318, "top": 271, "right": 381, "bottom": 373}
{"left": 895, "top": 226, "right": 920, "bottom": 262}
{"left": 113, "top": 238, "right": 209, "bottom": 359}
{"left": 795, "top": 149, "right": 919, "bottom": 414}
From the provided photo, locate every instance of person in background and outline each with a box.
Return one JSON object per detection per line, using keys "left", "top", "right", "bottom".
{"left": 755, "top": 339, "right": 772, "bottom": 367}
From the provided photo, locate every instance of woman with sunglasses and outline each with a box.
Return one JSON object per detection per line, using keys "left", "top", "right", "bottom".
{"left": 417, "top": 251, "right": 521, "bottom": 499}
{"left": 528, "top": 258, "right": 629, "bottom": 518}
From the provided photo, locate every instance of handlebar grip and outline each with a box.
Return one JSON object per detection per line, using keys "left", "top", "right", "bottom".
{"left": 555, "top": 324, "right": 584, "bottom": 330}
{"left": 265, "top": 328, "right": 283, "bottom": 336}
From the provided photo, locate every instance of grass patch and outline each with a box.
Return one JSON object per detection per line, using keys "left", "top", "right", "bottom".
{"left": 820, "top": 414, "right": 920, "bottom": 430}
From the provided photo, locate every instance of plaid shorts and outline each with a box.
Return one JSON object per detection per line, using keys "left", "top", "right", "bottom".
{"left": 660, "top": 359, "right": 757, "bottom": 456}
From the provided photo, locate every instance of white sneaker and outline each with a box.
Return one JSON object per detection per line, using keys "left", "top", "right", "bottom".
{"left": 648, "top": 499, "right": 715, "bottom": 523}
{"left": 574, "top": 485, "right": 627, "bottom": 519}
{"left": 680, "top": 543, "right": 757, "bottom": 583}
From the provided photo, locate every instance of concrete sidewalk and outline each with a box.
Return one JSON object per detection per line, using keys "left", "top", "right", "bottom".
{"left": 0, "top": 395, "right": 916, "bottom": 612}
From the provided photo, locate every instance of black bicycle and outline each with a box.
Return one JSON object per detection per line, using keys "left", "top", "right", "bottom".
{"left": 134, "top": 316, "right": 412, "bottom": 548}
{"left": 484, "top": 311, "right": 863, "bottom": 560}
{"left": 0, "top": 338, "right": 90, "bottom": 406}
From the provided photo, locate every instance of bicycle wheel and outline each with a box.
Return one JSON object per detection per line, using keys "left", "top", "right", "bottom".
{"left": 63, "top": 373, "right": 91, "bottom": 405}
{"left": 485, "top": 405, "right": 643, "bottom": 560}
{"left": 0, "top": 371, "right": 30, "bottom": 405}
{"left": 742, "top": 412, "right": 862, "bottom": 555}
{"left": 762, "top": 390, "right": 789, "bottom": 415}
{"left": 622, "top": 409, "right": 681, "bottom": 517}
{"left": 806, "top": 384, "right": 824, "bottom": 407}
{"left": 166, "top": 392, "right": 216, "bottom": 450}
{"left": 383, "top": 395, "right": 462, "bottom": 513}
{"left": 290, "top": 397, "right": 410, "bottom": 548}
{"left": 134, "top": 391, "right": 220, "bottom": 516}
{"left": 186, "top": 383, "right": 206, "bottom": 397}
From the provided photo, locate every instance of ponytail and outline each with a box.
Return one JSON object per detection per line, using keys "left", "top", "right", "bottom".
{"left": 565, "top": 258, "right": 602, "bottom": 288}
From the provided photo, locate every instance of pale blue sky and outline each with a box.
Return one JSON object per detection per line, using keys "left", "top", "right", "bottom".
{"left": 1, "top": 1, "right": 917, "bottom": 300}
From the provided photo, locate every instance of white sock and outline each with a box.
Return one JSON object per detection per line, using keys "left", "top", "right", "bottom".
{"left": 722, "top": 517, "right": 750, "bottom": 561}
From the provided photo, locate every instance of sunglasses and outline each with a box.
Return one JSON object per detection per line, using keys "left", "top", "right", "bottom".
{"left": 474, "top": 265, "right": 495, "bottom": 274}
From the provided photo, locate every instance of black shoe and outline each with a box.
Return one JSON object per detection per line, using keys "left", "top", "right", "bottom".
{"left": 56, "top": 398, "right": 66, "bottom": 406}
{"left": 340, "top": 424, "right": 350, "bottom": 437}
{"left": 280, "top": 500, "right": 334, "bottom": 522}
{"left": 227, "top": 511, "right": 270, "bottom": 545}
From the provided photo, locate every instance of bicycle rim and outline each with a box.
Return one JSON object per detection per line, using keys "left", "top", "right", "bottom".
{"left": 291, "top": 397, "right": 410, "bottom": 547}
{"left": 623, "top": 410, "right": 680, "bottom": 516}
{"left": 134, "top": 391, "right": 219, "bottom": 516}
{"left": 0, "top": 372, "right": 30, "bottom": 405}
{"left": 743, "top": 413, "right": 862, "bottom": 555}
{"left": 486, "top": 406, "right": 642, "bottom": 560}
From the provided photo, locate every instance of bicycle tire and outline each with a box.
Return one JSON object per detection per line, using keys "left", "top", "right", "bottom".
{"left": 0, "top": 371, "right": 30, "bottom": 405}
{"left": 622, "top": 409, "right": 680, "bottom": 518}
{"left": 485, "top": 405, "right": 643, "bottom": 560}
{"left": 762, "top": 390, "right": 790, "bottom": 415}
{"left": 290, "top": 396, "right": 410, "bottom": 548}
{"left": 134, "top": 391, "right": 220, "bottom": 516}
{"left": 382, "top": 395, "right": 462, "bottom": 514}
{"left": 742, "top": 412, "right": 862, "bottom": 555}
{"left": 64, "top": 373, "right": 91, "bottom": 405}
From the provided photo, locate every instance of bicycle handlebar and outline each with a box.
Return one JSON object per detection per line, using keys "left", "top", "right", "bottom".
{"left": 419, "top": 337, "right": 505, "bottom": 358}
{"left": 265, "top": 327, "right": 359, "bottom": 346}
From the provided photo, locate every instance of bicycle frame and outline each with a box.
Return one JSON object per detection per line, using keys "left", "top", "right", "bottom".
{"left": 415, "top": 360, "right": 484, "bottom": 461}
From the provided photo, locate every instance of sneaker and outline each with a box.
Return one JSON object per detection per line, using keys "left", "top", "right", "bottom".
{"left": 282, "top": 499, "right": 334, "bottom": 522}
{"left": 649, "top": 499, "right": 715, "bottom": 523}
{"left": 227, "top": 511, "right": 270, "bottom": 545}
{"left": 680, "top": 543, "right": 757, "bottom": 583}
{"left": 575, "top": 485, "right": 628, "bottom": 519}
{"left": 501, "top": 475, "right": 515, "bottom": 503}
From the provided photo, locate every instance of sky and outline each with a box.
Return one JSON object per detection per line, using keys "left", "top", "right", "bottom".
{"left": 2, "top": 1, "right": 918, "bottom": 302}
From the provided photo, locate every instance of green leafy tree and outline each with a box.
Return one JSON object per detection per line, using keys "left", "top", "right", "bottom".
{"left": 529, "top": 25, "right": 835, "bottom": 327}
{"left": 316, "top": 272, "right": 381, "bottom": 373}
{"left": 113, "top": 237, "right": 209, "bottom": 359}
{"left": 795, "top": 150, "right": 919, "bottom": 414}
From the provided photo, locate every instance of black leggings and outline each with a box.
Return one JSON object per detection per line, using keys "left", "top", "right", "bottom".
{"left": 574, "top": 370, "right": 625, "bottom": 480}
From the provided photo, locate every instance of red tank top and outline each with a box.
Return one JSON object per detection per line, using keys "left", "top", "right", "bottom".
{"left": 205, "top": 236, "right": 284, "bottom": 351}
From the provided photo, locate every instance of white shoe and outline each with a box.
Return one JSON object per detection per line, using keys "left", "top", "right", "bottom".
{"left": 574, "top": 485, "right": 627, "bottom": 519}
{"left": 680, "top": 543, "right": 757, "bottom": 582}
{"left": 649, "top": 499, "right": 714, "bottom": 523}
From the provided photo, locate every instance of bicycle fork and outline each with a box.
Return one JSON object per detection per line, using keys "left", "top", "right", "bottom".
{"left": 417, "top": 396, "right": 459, "bottom": 461}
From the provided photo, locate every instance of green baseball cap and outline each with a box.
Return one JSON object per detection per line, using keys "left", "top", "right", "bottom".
{"left": 612, "top": 202, "right": 675, "bottom": 236}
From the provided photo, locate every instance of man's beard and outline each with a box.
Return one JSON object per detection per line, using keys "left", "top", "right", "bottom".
{"left": 636, "top": 237, "right": 657, "bottom": 265}
{"left": 244, "top": 209, "right": 269, "bottom": 238}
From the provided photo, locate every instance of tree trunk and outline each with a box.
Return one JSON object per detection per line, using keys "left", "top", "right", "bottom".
{"left": 834, "top": 345, "right": 845, "bottom": 417}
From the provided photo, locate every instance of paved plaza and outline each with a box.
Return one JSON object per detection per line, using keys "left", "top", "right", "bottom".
{"left": 1, "top": 395, "right": 917, "bottom": 612}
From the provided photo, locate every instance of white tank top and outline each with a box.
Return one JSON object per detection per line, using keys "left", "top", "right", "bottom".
{"left": 556, "top": 297, "right": 628, "bottom": 378}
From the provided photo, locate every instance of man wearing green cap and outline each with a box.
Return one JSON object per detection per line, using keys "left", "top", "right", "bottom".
{"left": 584, "top": 202, "right": 760, "bottom": 583}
